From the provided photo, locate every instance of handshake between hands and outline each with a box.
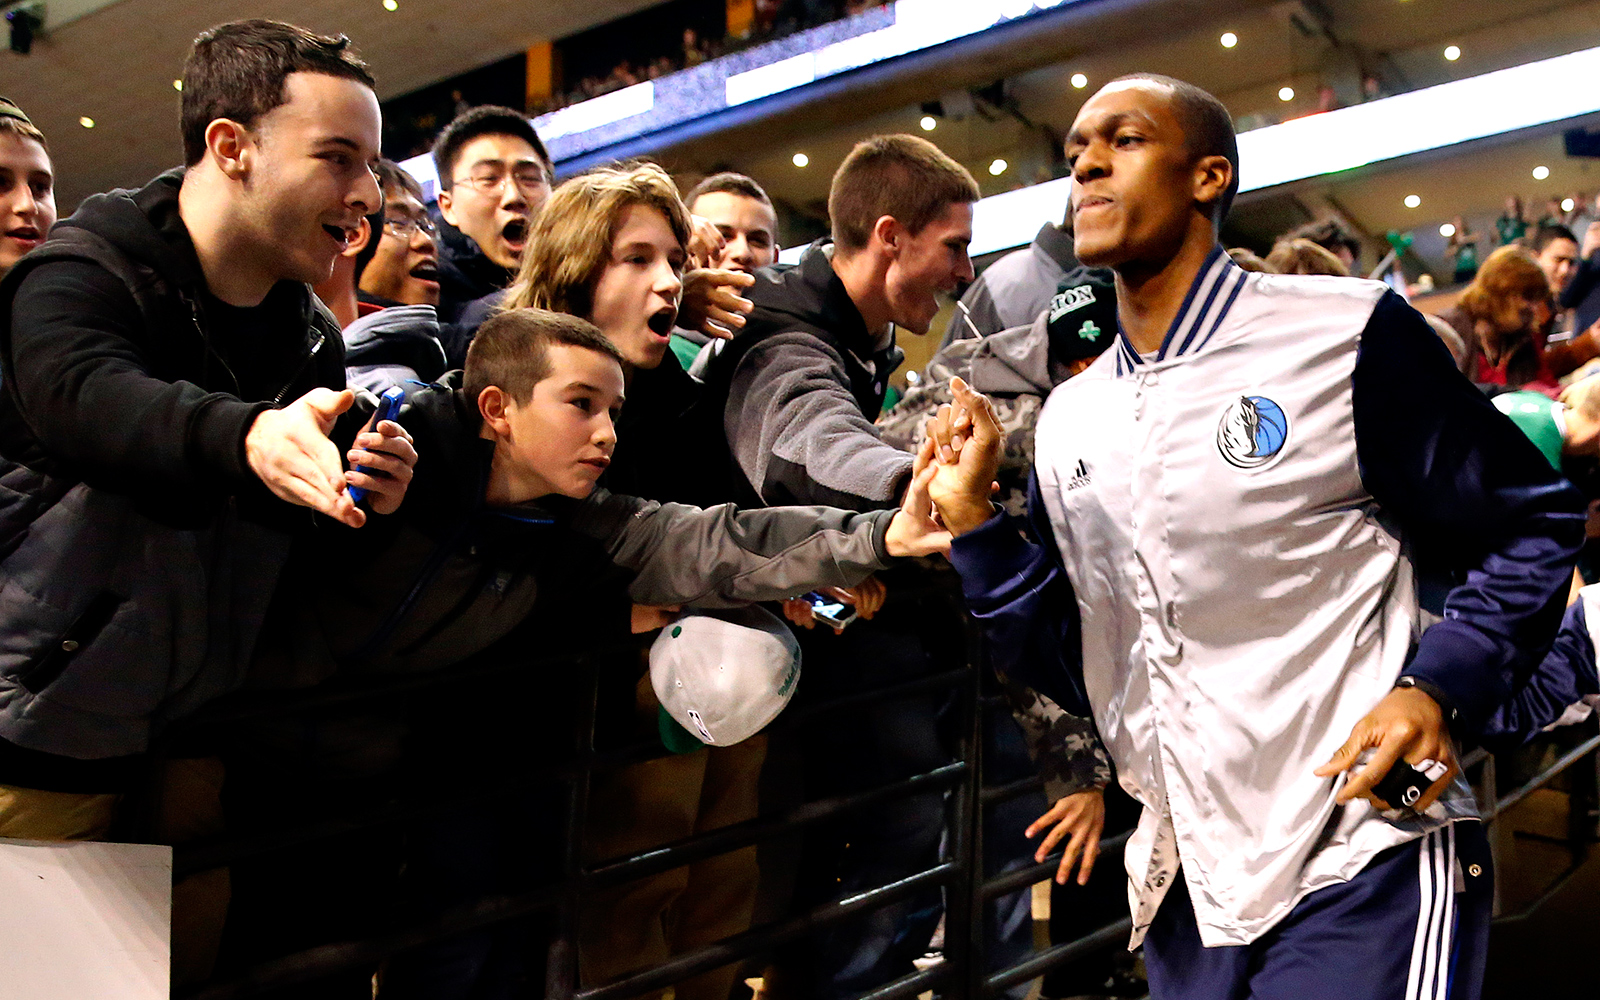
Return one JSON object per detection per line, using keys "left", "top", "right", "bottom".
{"left": 244, "top": 387, "right": 418, "bottom": 528}
{"left": 881, "top": 377, "right": 1006, "bottom": 559}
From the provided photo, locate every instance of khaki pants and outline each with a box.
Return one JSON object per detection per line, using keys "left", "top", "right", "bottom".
{"left": 580, "top": 734, "right": 768, "bottom": 1000}
{"left": 0, "top": 759, "right": 230, "bottom": 988}
{"left": 0, "top": 784, "right": 119, "bottom": 840}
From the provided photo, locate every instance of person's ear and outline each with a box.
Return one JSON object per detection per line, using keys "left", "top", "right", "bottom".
{"left": 437, "top": 188, "right": 458, "bottom": 227}
{"left": 1193, "top": 154, "right": 1233, "bottom": 219}
{"left": 871, "top": 215, "right": 901, "bottom": 257}
{"left": 205, "top": 119, "right": 252, "bottom": 180}
{"left": 343, "top": 218, "right": 372, "bottom": 260}
{"left": 478, "top": 385, "right": 512, "bottom": 437}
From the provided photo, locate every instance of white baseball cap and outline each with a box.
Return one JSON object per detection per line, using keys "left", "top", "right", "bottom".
{"left": 650, "top": 605, "right": 802, "bottom": 748}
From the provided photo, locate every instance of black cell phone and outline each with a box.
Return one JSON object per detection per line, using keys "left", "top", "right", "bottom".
{"left": 805, "top": 590, "right": 858, "bottom": 630}
{"left": 1371, "top": 758, "right": 1448, "bottom": 810}
{"left": 347, "top": 386, "right": 404, "bottom": 505}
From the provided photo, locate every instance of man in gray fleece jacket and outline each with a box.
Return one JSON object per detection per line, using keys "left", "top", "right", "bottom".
{"left": 701, "top": 134, "right": 979, "bottom": 512}
{"left": 696, "top": 134, "right": 981, "bottom": 998}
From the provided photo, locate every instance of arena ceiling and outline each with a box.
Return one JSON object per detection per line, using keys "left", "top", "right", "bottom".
{"left": 0, "top": 0, "right": 666, "bottom": 209}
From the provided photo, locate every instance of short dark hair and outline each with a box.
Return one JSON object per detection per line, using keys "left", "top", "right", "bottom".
{"left": 375, "top": 158, "right": 424, "bottom": 203}
{"left": 0, "top": 97, "right": 47, "bottom": 151}
{"left": 353, "top": 160, "right": 423, "bottom": 280}
{"left": 828, "top": 134, "right": 980, "bottom": 252}
{"left": 431, "top": 105, "right": 551, "bottom": 187}
{"left": 1111, "top": 73, "right": 1240, "bottom": 223}
{"left": 464, "top": 308, "right": 625, "bottom": 406}
{"left": 1288, "top": 218, "right": 1361, "bottom": 264}
{"left": 181, "top": 20, "right": 375, "bottom": 167}
{"left": 1533, "top": 223, "right": 1579, "bottom": 255}
{"left": 686, "top": 171, "right": 772, "bottom": 209}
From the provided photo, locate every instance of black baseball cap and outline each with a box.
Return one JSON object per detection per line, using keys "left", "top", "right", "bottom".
{"left": 1045, "top": 266, "right": 1118, "bottom": 362}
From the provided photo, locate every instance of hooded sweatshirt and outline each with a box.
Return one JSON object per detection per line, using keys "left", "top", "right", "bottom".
{"left": 343, "top": 303, "right": 450, "bottom": 395}
{"left": 699, "top": 241, "right": 912, "bottom": 511}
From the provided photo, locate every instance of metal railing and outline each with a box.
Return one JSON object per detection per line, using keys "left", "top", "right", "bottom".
{"left": 136, "top": 582, "right": 1600, "bottom": 1000}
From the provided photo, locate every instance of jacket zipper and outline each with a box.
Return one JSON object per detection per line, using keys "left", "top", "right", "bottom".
{"left": 272, "top": 327, "right": 327, "bottom": 405}
{"left": 186, "top": 293, "right": 327, "bottom": 405}
{"left": 186, "top": 294, "right": 242, "bottom": 397}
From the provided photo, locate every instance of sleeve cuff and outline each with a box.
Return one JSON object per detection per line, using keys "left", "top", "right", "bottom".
{"left": 1400, "top": 620, "right": 1505, "bottom": 737}
{"left": 948, "top": 510, "right": 1042, "bottom": 610}
{"left": 194, "top": 396, "right": 273, "bottom": 491}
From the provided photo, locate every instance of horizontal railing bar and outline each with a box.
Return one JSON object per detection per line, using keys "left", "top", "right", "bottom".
{"left": 978, "top": 830, "right": 1133, "bottom": 903}
{"left": 849, "top": 961, "right": 950, "bottom": 1000}
{"left": 179, "top": 884, "right": 564, "bottom": 1000}
{"left": 576, "top": 864, "right": 959, "bottom": 1000}
{"left": 586, "top": 762, "right": 967, "bottom": 888}
{"left": 980, "top": 773, "right": 1043, "bottom": 806}
{"left": 983, "top": 916, "right": 1132, "bottom": 995}
{"left": 1485, "top": 733, "right": 1600, "bottom": 819}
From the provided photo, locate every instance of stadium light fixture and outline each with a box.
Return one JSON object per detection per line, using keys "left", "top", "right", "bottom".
{"left": 1532, "top": 164, "right": 1550, "bottom": 179}
{"left": 1439, "top": 223, "right": 1456, "bottom": 237}
{"left": 1070, "top": 72, "right": 1088, "bottom": 89}
{"left": 1404, "top": 194, "right": 1421, "bottom": 208}
{"left": 989, "top": 158, "right": 1008, "bottom": 175}
{"left": 78, "top": 116, "right": 94, "bottom": 128}
{"left": 1444, "top": 45, "right": 1461, "bottom": 61}
{"left": 1220, "top": 32, "right": 1238, "bottom": 48}
{"left": 1563, "top": 197, "right": 1576, "bottom": 212}
{"left": 792, "top": 152, "right": 809, "bottom": 167}
{"left": 1278, "top": 86, "right": 1295, "bottom": 102}
{"left": 920, "top": 115, "right": 937, "bottom": 130}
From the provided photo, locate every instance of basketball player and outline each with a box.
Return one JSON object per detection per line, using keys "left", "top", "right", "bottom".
{"left": 923, "top": 74, "right": 1585, "bottom": 999}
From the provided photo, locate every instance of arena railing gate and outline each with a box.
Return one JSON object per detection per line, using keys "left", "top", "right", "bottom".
{"left": 135, "top": 583, "right": 1600, "bottom": 1000}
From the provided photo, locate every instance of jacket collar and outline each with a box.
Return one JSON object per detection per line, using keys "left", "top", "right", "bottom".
{"left": 1113, "top": 245, "right": 1250, "bottom": 377}
{"left": 794, "top": 240, "right": 886, "bottom": 358}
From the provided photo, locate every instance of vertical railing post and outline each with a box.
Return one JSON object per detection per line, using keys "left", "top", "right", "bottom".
{"left": 943, "top": 610, "right": 986, "bottom": 1000}
{"left": 547, "top": 652, "right": 601, "bottom": 1000}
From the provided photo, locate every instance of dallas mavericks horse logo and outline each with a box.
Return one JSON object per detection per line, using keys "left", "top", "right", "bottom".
{"left": 1216, "top": 396, "right": 1289, "bottom": 469}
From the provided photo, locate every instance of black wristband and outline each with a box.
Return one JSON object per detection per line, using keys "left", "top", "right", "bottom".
{"left": 1395, "top": 675, "right": 1460, "bottom": 728}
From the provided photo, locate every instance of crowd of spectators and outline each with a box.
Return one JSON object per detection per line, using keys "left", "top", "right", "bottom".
{"left": 543, "top": 0, "right": 887, "bottom": 115}
{"left": 5, "top": 17, "right": 1600, "bottom": 1000}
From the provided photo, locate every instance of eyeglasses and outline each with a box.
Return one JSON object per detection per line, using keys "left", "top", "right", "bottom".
{"left": 451, "top": 168, "right": 547, "bottom": 196}
{"left": 383, "top": 215, "right": 438, "bottom": 240}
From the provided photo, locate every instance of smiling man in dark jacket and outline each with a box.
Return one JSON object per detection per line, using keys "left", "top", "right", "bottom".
{"left": 0, "top": 20, "right": 416, "bottom": 840}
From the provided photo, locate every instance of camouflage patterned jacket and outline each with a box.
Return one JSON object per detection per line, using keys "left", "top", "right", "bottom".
{"left": 878, "top": 315, "right": 1112, "bottom": 799}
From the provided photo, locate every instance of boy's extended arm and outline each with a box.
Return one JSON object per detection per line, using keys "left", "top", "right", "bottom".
{"left": 1354, "top": 290, "right": 1588, "bottom": 739}
{"left": 566, "top": 489, "right": 896, "bottom": 607}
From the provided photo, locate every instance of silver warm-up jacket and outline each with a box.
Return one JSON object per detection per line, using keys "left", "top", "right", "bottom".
{"left": 950, "top": 248, "right": 1584, "bottom": 948}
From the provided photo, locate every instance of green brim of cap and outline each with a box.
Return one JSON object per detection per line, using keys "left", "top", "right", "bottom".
{"left": 658, "top": 706, "right": 706, "bottom": 754}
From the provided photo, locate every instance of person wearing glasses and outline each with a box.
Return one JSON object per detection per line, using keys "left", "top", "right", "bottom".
{"left": 429, "top": 106, "right": 552, "bottom": 326}
{"left": 343, "top": 160, "right": 456, "bottom": 393}
{"left": 357, "top": 159, "right": 441, "bottom": 311}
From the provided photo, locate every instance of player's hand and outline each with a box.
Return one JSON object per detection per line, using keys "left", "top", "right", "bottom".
{"left": 885, "top": 459, "right": 952, "bottom": 557}
{"left": 246, "top": 387, "right": 364, "bottom": 528}
{"left": 925, "top": 377, "right": 1004, "bottom": 535}
{"left": 345, "top": 417, "right": 418, "bottom": 516}
{"left": 631, "top": 604, "right": 681, "bottom": 633}
{"left": 1026, "top": 789, "right": 1106, "bottom": 886}
{"left": 1315, "top": 686, "right": 1457, "bottom": 812}
{"left": 687, "top": 214, "right": 726, "bottom": 268}
{"left": 679, "top": 268, "right": 755, "bottom": 339}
